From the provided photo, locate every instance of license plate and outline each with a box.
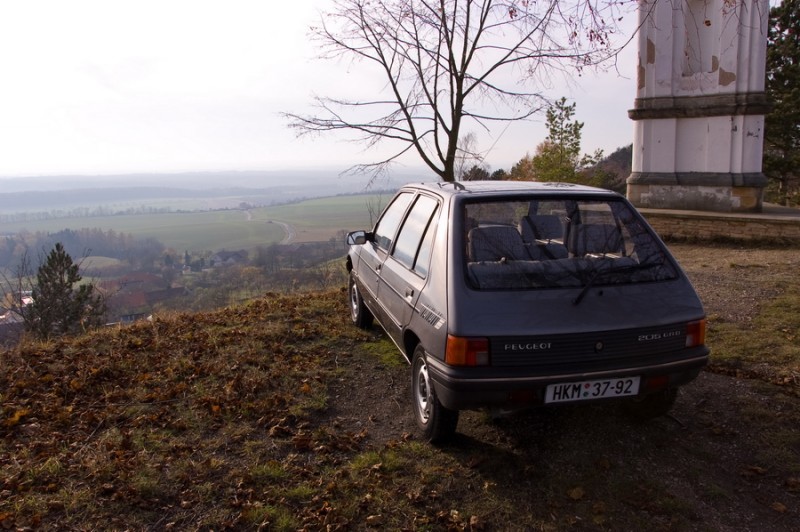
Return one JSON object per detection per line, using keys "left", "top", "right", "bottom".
{"left": 545, "top": 376, "right": 640, "bottom": 404}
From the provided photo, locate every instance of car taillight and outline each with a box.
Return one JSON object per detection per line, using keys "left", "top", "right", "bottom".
{"left": 643, "top": 375, "right": 670, "bottom": 392}
{"left": 685, "top": 319, "right": 706, "bottom": 347}
{"left": 445, "top": 335, "right": 490, "bottom": 366}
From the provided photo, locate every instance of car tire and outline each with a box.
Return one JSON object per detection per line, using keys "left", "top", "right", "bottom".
{"left": 411, "top": 345, "right": 458, "bottom": 444}
{"left": 623, "top": 388, "right": 678, "bottom": 421}
{"left": 348, "top": 271, "right": 373, "bottom": 329}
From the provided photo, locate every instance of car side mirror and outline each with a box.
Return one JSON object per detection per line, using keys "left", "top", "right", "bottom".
{"left": 346, "top": 230, "right": 370, "bottom": 246}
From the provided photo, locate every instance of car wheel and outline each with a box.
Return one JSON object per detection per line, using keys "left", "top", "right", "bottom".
{"left": 623, "top": 388, "right": 678, "bottom": 421}
{"left": 411, "top": 345, "right": 458, "bottom": 443}
{"left": 348, "top": 271, "right": 373, "bottom": 329}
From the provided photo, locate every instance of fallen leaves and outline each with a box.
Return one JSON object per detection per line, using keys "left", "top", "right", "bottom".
{"left": 0, "top": 291, "right": 375, "bottom": 530}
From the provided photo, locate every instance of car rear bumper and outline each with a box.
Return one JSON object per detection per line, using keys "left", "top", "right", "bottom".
{"left": 427, "top": 348, "right": 709, "bottom": 411}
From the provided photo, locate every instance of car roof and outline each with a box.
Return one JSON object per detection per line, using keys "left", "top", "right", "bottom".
{"left": 400, "top": 180, "right": 620, "bottom": 200}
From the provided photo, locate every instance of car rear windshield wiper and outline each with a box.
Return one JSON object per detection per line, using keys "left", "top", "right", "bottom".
{"left": 572, "top": 261, "right": 665, "bottom": 306}
{"left": 573, "top": 268, "right": 602, "bottom": 305}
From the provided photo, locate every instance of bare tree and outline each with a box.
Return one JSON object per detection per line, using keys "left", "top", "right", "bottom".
{"left": 0, "top": 249, "right": 34, "bottom": 323}
{"left": 455, "top": 132, "right": 481, "bottom": 180}
{"left": 286, "top": 0, "right": 630, "bottom": 182}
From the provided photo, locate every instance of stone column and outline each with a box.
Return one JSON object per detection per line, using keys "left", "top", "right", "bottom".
{"left": 627, "top": 0, "right": 771, "bottom": 212}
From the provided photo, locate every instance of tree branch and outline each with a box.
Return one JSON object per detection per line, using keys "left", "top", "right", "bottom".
{"left": 287, "top": 0, "right": 631, "bottom": 182}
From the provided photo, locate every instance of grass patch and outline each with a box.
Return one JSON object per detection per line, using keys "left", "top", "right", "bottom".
{"left": 241, "top": 504, "right": 298, "bottom": 530}
{"left": 709, "top": 285, "right": 800, "bottom": 377}
{"left": 361, "top": 335, "right": 407, "bottom": 368}
{"left": 249, "top": 461, "right": 289, "bottom": 484}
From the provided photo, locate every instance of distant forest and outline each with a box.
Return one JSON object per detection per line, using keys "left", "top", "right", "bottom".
{"left": 0, "top": 228, "right": 164, "bottom": 271}
{"left": 591, "top": 144, "right": 633, "bottom": 194}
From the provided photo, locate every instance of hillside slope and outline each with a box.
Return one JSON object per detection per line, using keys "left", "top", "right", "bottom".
{"left": 2, "top": 246, "right": 800, "bottom": 529}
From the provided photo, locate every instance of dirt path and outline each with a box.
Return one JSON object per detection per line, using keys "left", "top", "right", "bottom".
{"left": 272, "top": 220, "right": 295, "bottom": 244}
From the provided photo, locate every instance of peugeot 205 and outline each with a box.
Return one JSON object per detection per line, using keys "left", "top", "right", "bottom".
{"left": 346, "top": 181, "right": 709, "bottom": 443}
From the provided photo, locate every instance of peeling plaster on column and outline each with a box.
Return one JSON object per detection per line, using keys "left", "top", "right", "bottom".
{"left": 719, "top": 68, "right": 736, "bottom": 86}
{"left": 746, "top": 127, "right": 761, "bottom": 139}
{"left": 711, "top": 56, "right": 719, "bottom": 72}
{"left": 647, "top": 38, "right": 655, "bottom": 64}
{"left": 638, "top": 62, "right": 646, "bottom": 90}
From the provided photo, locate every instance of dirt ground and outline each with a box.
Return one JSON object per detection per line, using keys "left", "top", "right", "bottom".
{"left": 329, "top": 243, "right": 800, "bottom": 530}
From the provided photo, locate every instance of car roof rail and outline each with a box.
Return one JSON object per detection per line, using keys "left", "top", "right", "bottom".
{"left": 438, "top": 181, "right": 466, "bottom": 191}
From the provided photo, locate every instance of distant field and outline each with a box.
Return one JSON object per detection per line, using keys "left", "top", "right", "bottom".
{"left": 0, "top": 194, "right": 387, "bottom": 252}
{"left": 249, "top": 194, "right": 391, "bottom": 241}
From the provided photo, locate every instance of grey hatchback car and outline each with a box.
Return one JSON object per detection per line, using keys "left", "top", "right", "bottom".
{"left": 346, "top": 181, "right": 709, "bottom": 442}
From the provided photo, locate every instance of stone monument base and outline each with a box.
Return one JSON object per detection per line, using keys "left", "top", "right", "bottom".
{"left": 627, "top": 172, "right": 767, "bottom": 213}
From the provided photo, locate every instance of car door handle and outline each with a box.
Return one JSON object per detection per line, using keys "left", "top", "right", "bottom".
{"left": 405, "top": 288, "right": 414, "bottom": 298}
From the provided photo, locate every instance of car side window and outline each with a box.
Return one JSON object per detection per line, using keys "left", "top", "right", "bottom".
{"left": 373, "top": 192, "right": 414, "bottom": 252}
{"left": 392, "top": 195, "right": 439, "bottom": 271}
{"left": 412, "top": 210, "right": 437, "bottom": 277}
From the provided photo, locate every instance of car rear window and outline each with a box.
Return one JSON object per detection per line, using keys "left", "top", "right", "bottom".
{"left": 463, "top": 197, "right": 678, "bottom": 290}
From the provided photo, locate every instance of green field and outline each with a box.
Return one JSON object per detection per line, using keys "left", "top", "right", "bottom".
{"left": 0, "top": 194, "right": 386, "bottom": 252}
{"left": 249, "top": 194, "right": 390, "bottom": 240}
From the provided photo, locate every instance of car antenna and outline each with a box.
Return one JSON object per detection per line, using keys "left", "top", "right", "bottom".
{"left": 439, "top": 181, "right": 466, "bottom": 191}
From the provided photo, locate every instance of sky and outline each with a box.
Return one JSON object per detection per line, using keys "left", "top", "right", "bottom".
{"left": 0, "top": 0, "right": 640, "bottom": 180}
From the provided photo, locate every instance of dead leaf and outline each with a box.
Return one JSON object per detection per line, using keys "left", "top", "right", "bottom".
{"left": 466, "top": 455, "right": 484, "bottom": 468}
{"left": 292, "top": 433, "right": 313, "bottom": 450}
{"left": 741, "top": 465, "right": 768, "bottom": 478}
{"left": 568, "top": 486, "right": 585, "bottom": 501}
{"left": 3, "top": 408, "right": 29, "bottom": 427}
{"left": 592, "top": 514, "right": 607, "bottom": 526}
{"left": 771, "top": 502, "right": 787, "bottom": 513}
{"left": 365, "top": 514, "right": 383, "bottom": 526}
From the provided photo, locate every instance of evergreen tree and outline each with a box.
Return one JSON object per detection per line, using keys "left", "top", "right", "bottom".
{"left": 461, "top": 165, "right": 491, "bottom": 181}
{"left": 535, "top": 98, "right": 584, "bottom": 181}
{"left": 764, "top": 0, "right": 800, "bottom": 205}
{"left": 510, "top": 98, "right": 605, "bottom": 184}
{"left": 24, "top": 243, "right": 105, "bottom": 339}
{"left": 490, "top": 169, "right": 508, "bottom": 181}
{"left": 508, "top": 154, "right": 537, "bottom": 181}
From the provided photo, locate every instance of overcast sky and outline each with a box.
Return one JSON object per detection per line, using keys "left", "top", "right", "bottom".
{"left": 0, "top": 0, "right": 639, "bottom": 180}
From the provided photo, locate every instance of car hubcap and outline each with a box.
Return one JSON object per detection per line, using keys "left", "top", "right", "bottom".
{"left": 349, "top": 282, "right": 359, "bottom": 319}
{"left": 415, "top": 360, "right": 432, "bottom": 423}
